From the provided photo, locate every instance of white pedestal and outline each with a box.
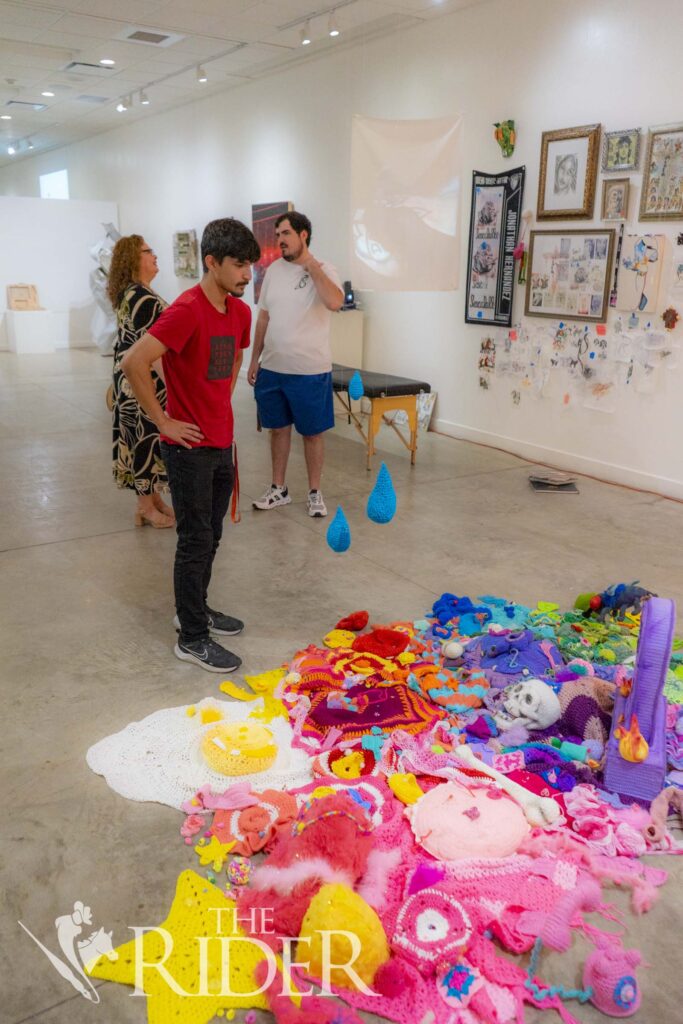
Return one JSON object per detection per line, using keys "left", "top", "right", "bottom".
{"left": 330, "top": 309, "right": 364, "bottom": 368}
{"left": 6, "top": 310, "right": 70, "bottom": 354}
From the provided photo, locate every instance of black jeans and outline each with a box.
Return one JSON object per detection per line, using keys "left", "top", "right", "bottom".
{"left": 161, "top": 443, "right": 234, "bottom": 643}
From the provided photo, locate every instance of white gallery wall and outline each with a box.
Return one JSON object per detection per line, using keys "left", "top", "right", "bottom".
{"left": 0, "top": 197, "right": 118, "bottom": 349}
{"left": 1, "top": 0, "right": 682, "bottom": 497}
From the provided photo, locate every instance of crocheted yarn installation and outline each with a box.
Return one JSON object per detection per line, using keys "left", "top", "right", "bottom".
{"left": 367, "top": 462, "right": 397, "bottom": 524}
{"left": 87, "top": 870, "right": 274, "bottom": 1021}
{"left": 326, "top": 505, "right": 351, "bottom": 552}
{"left": 86, "top": 697, "right": 312, "bottom": 809}
{"left": 84, "top": 589, "right": 683, "bottom": 1024}
{"left": 348, "top": 370, "right": 364, "bottom": 400}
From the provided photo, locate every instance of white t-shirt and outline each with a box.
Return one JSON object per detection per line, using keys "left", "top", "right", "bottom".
{"left": 258, "top": 257, "right": 342, "bottom": 374}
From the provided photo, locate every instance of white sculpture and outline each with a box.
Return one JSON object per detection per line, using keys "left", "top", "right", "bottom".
{"left": 89, "top": 222, "right": 120, "bottom": 355}
{"left": 493, "top": 678, "right": 562, "bottom": 732}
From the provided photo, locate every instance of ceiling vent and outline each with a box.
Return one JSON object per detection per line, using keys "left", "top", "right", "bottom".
{"left": 77, "top": 94, "right": 108, "bottom": 104}
{"left": 117, "top": 26, "right": 185, "bottom": 47}
{"left": 63, "top": 61, "right": 115, "bottom": 76}
{"left": 6, "top": 99, "right": 47, "bottom": 111}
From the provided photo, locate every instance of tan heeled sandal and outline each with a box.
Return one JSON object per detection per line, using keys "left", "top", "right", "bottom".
{"left": 134, "top": 509, "right": 174, "bottom": 529}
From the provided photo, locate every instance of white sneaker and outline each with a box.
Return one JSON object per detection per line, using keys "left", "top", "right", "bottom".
{"left": 307, "top": 490, "right": 328, "bottom": 517}
{"left": 252, "top": 484, "right": 292, "bottom": 510}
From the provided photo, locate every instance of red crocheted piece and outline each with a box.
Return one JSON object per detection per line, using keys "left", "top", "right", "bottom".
{"left": 351, "top": 628, "right": 409, "bottom": 658}
{"left": 336, "top": 610, "right": 370, "bottom": 631}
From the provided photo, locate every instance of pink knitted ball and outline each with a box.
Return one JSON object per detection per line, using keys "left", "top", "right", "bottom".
{"left": 408, "top": 782, "right": 529, "bottom": 860}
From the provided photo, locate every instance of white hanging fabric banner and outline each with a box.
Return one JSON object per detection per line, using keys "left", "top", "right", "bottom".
{"left": 350, "top": 114, "right": 463, "bottom": 291}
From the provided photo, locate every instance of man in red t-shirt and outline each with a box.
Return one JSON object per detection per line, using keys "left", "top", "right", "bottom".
{"left": 122, "top": 218, "right": 260, "bottom": 672}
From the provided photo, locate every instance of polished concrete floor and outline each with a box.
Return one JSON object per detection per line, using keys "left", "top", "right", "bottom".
{"left": 2, "top": 349, "right": 682, "bottom": 1024}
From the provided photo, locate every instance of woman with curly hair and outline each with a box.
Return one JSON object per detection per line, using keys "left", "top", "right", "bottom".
{"left": 108, "top": 235, "right": 174, "bottom": 527}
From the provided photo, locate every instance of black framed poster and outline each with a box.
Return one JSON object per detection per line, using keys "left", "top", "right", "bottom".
{"left": 465, "top": 166, "right": 525, "bottom": 327}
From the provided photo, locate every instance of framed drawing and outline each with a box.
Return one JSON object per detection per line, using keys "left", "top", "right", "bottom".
{"left": 252, "top": 201, "right": 293, "bottom": 303}
{"left": 639, "top": 124, "right": 683, "bottom": 220}
{"left": 601, "top": 178, "right": 630, "bottom": 221}
{"left": 173, "top": 230, "right": 199, "bottom": 278}
{"left": 602, "top": 129, "right": 641, "bottom": 172}
{"left": 525, "top": 229, "right": 615, "bottom": 322}
{"left": 615, "top": 234, "right": 665, "bottom": 313}
{"left": 537, "top": 123, "right": 600, "bottom": 219}
{"left": 465, "top": 166, "right": 526, "bottom": 327}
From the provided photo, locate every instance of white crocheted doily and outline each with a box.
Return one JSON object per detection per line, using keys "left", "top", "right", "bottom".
{"left": 86, "top": 697, "right": 313, "bottom": 810}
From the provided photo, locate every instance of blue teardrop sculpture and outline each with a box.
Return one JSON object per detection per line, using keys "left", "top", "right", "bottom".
{"left": 348, "top": 371, "right": 364, "bottom": 401}
{"left": 326, "top": 505, "right": 351, "bottom": 552}
{"left": 367, "top": 462, "right": 397, "bottom": 524}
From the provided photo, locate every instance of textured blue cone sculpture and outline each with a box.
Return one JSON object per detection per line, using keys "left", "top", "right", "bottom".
{"left": 348, "top": 370, "right": 364, "bottom": 401}
{"left": 326, "top": 505, "right": 351, "bottom": 552}
{"left": 367, "top": 462, "right": 397, "bottom": 524}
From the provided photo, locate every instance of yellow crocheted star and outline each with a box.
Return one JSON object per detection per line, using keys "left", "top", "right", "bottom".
{"left": 195, "top": 835, "right": 235, "bottom": 871}
{"left": 87, "top": 870, "right": 274, "bottom": 1022}
{"left": 397, "top": 651, "right": 417, "bottom": 665}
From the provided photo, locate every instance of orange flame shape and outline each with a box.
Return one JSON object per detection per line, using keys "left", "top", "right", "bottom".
{"left": 614, "top": 713, "right": 649, "bottom": 763}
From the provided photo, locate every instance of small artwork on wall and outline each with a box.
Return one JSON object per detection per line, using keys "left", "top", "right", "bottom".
{"left": 602, "top": 128, "right": 641, "bottom": 172}
{"left": 601, "top": 178, "right": 630, "bottom": 221}
{"left": 525, "top": 228, "right": 615, "bottom": 322}
{"left": 615, "top": 234, "right": 665, "bottom": 313}
{"left": 252, "top": 201, "right": 293, "bottom": 303}
{"left": 537, "top": 123, "right": 601, "bottom": 219}
{"left": 173, "top": 230, "right": 199, "bottom": 278}
{"left": 639, "top": 124, "right": 683, "bottom": 220}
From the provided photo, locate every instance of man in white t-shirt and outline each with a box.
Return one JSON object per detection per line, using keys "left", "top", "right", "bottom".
{"left": 248, "top": 212, "right": 344, "bottom": 517}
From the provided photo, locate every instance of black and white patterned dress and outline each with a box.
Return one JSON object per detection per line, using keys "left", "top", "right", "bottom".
{"left": 112, "top": 283, "right": 168, "bottom": 494}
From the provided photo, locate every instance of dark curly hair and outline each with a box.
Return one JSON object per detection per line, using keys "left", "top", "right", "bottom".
{"left": 107, "top": 235, "right": 143, "bottom": 308}
{"left": 200, "top": 218, "right": 260, "bottom": 271}
{"left": 275, "top": 210, "right": 312, "bottom": 244}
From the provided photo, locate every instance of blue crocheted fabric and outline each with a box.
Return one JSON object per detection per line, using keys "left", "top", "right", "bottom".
{"left": 348, "top": 371, "right": 364, "bottom": 400}
{"left": 327, "top": 506, "right": 351, "bottom": 552}
{"left": 367, "top": 462, "right": 396, "bottom": 524}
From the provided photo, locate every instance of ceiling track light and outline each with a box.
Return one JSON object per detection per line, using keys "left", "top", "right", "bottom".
{"left": 8, "top": 145, "right": 16, "bottom": 155}
{"left": 328, "top": 11, "right": 340, "bottom": 37}
{"left": 140, "top": 89, "right": 150, "bottom": 105}
{"left": 300, "top": 21, "right": 311, "bottom": 45}
{"left": 196, "top": 65, "right": 208, "bottom": 83}
{"left": 99, "top": 58, "right": 115, "bottom": 66}
{"left": 116, "top": 96, "right": 129, "bottom": 112}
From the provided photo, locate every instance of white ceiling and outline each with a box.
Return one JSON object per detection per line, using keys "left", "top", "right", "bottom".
{"left": 0, "top": 0, "right": 485, "bottom": 168}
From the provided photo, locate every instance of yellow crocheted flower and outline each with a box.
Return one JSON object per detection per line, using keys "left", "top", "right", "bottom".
{"left": 323, "top": 629, "right": 356, "bottom": 649}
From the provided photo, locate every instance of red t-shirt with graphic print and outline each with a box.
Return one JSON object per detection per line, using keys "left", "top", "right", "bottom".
{"left": 150, "top": 284, "right": 251, "bottom": 448}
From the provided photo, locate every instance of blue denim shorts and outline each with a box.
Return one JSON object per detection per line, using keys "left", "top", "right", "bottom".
{"left": 254, "top": 368, "right": 334, "bottom": 436}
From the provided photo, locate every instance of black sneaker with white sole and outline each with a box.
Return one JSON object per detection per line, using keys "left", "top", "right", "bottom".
{"left": 174, "top": 637, "right": 242, "bottom": 673}
{"left": 173, "top": 608, "right": 244, "bottom": 636}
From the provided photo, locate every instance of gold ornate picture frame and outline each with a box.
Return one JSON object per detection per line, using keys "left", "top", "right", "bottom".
{"left": 537, "top": 123, "right": 601, "bottom": 220}
{"left": 525, "top": 228, "right": 615, "bottom": 322}
{"left": 639, "top": 123, "right": 683, "bottom": 221}
{"left": 601, "top": 178, "right": 630, "bottom": 221}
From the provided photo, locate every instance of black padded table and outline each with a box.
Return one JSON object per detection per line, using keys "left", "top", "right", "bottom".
{"left": 332, "top": 364, "right": 432, "bottom": 470}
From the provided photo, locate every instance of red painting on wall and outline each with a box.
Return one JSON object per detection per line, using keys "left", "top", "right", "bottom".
{"left": 251, "top": 201, "right": 293, "bottom": 303}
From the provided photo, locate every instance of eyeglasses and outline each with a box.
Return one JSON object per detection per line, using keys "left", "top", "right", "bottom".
{"left": 141, "top": 247, "right": 156, "bottom": 256}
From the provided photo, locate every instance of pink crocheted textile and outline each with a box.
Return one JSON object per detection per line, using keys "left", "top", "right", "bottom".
{"left": 210, "top": 789, "right": 298, "bottom": 856}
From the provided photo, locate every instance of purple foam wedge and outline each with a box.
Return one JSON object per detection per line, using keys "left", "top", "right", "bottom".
{"left": 604, "top": 597, "right": 675, "bottom": 801}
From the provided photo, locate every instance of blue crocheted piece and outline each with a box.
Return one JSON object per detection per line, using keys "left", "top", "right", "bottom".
{"left": 367, "top": 462, "right": 397, "bottom": 524}
{"left": 326, "top": 505, "right": 351, "bottom": 552}
{"left": 348, "top": 370, "right": 364, "bottom": 400}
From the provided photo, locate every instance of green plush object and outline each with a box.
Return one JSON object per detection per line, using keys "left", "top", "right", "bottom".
{"left": 574, "top": 593, "right": 595, "bottom": 613}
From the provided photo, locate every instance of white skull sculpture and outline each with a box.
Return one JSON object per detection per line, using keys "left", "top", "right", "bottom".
{"left": 494, "top": 678, "right": 561, "bottom": 731}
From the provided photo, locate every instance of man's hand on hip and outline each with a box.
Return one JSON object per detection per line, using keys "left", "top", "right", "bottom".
{"left": 160, "top": 416, "right": 204, "bottom": 449}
